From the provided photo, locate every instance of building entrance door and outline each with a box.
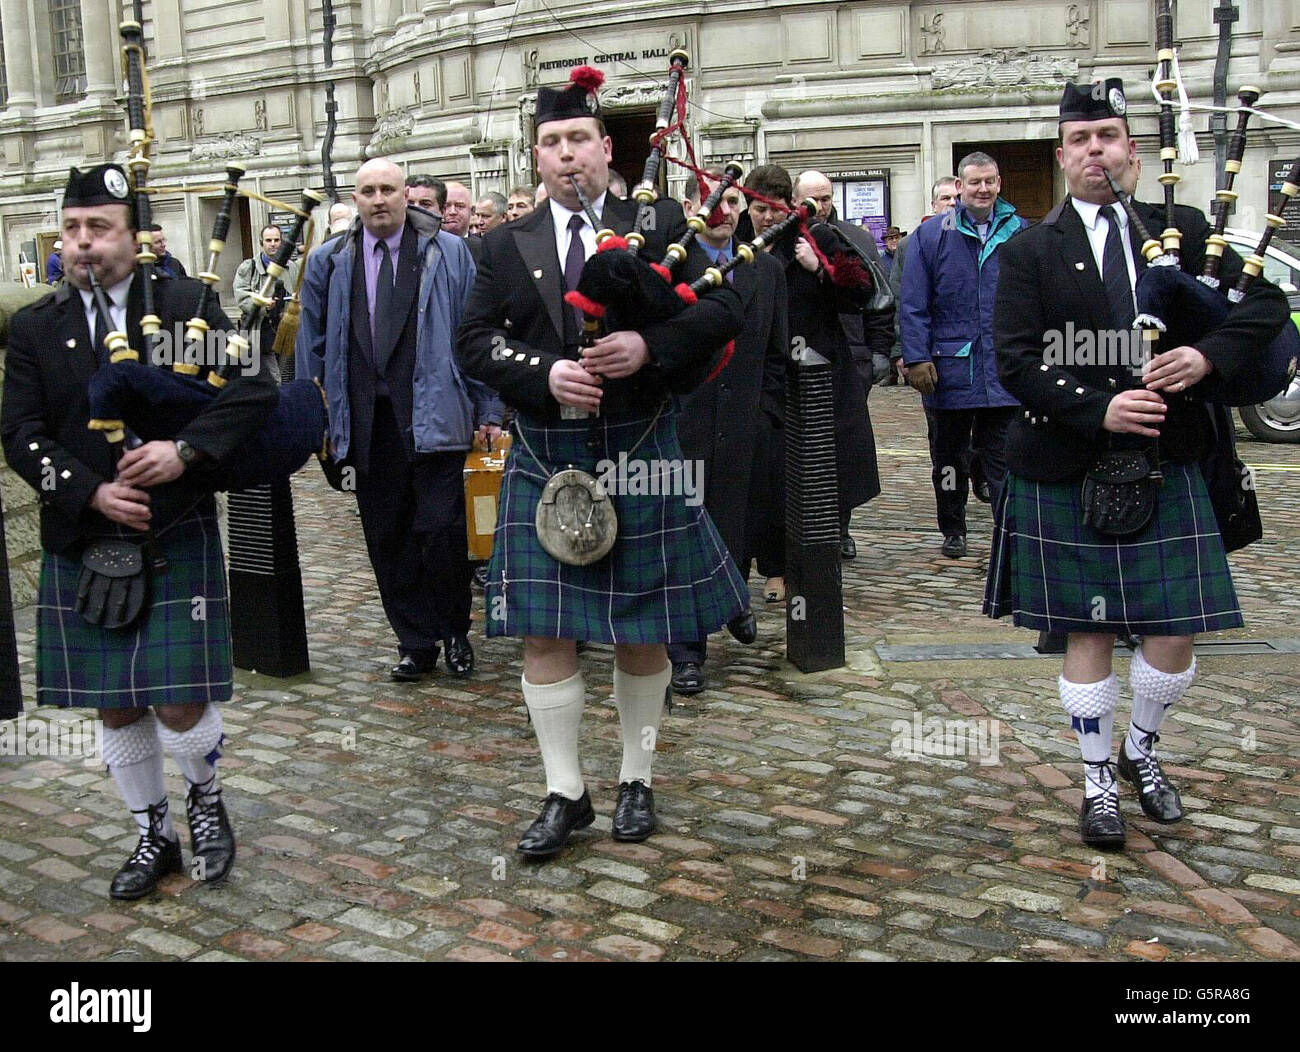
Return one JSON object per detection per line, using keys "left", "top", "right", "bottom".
{"left": 604, "top": 109, "right": 662, "bottom": 197}
{"left": 952, "top": 140, "right": 1056, "bottom": 222}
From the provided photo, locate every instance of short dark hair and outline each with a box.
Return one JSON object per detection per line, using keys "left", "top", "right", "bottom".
{"left": 260, "top": 223, "right": 282, "bottom": 240}
{"left": 148, "top": 223, "right": 163, "bottom": 233}
{"left": 956, "top": 152, "right": 999, "bottom": 180}
{"left": 744, "top": 164, "right": 793, "bottom": 206}
{"left": 406, "top": 174, "right": 447, "bottom": 209}
{"left": 685, "top": 167, "right": 726, "bottom": 203}
{"left": 507, "top": 186, "right": 535, "bottom": 203}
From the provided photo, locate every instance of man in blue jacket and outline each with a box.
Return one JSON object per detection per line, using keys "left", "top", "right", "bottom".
{"left": 900, "top": 151, "right": 1025, "bottom": 558}
{"left": 296, "top": 158, "right": 502, "bottom": 680}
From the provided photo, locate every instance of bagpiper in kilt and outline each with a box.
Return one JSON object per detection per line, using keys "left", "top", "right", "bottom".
{"left": 457, "top": 67, "right": 746, "bottom": 859}
{"left": 983, "top": 81, "right": 1289, "bottom": 850}
{"left": 1, "top": 164, "right": 278, "bottom": 899}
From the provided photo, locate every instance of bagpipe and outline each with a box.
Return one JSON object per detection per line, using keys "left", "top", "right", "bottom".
{"left": 85, "top": 4, "right": 328, "bottom": 495}
{"left": 558, "top": 57, "right": 883, "bottom": 389}
{"left": 1105, "top": 0, "right": 1298, "bottom": 408}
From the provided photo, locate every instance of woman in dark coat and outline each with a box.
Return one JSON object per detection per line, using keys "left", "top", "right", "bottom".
{"left": 742, "top": 167, "right": 881, "bottom": 587}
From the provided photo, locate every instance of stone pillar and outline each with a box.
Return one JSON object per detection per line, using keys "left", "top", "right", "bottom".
{"left": 0, "top": 0, "right": 36, "bottom": 112}
{"left": 80, "top": 0, "right": 118, "bottom": 100}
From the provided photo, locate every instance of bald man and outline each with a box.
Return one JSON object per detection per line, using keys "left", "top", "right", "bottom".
{"left": 296, "top": 159, "right": 503, "bottom": 682}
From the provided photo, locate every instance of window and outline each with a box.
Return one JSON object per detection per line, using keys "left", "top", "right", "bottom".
{"left": 50, "top": 0, "right": 86, "bottom": 103}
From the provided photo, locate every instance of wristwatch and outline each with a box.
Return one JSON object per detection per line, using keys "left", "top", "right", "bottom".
{"left": 175, "top": 439, "right": 199, "bottom": 466}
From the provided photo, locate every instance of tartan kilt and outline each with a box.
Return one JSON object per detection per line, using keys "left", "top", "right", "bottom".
{"left": 983, "top": 461, "right": 1242, "bottom": 635}
{"left": 485, "top": 406, "right": 749, "bottom": 643}
{"left": 36, "top": 502, "right": 233, "bottom": 710}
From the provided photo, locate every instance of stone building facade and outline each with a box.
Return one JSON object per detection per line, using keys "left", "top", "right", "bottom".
{"left": 1, "top": 1, "right": 1299, "bottom": 287}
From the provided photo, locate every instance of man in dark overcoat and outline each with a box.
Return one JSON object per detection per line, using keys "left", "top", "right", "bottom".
{"left": 456, "top": 69, "right": 745, "bottom": 859}
{"left": 668, "top": 169, "right": 789, "bottom": 695}
{"left": 1, "top": 164, "right": 277, "bottom": 898}
{"left": 984, "top": 81, "right": 1288, "bottom": 848}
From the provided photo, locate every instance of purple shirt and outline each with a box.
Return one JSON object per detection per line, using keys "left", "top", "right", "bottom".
{"left": 362, "top": 224, "right": 403, "bottom": 344}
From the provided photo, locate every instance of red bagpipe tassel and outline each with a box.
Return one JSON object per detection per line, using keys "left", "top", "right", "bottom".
{"left": 598, "top": 235, "right": 629, "bottom": 253}
{"left": 703, "top": 340, "right": 735, "bottom": 384}
{"left": 650, "top": 263, "right": 672, "bottom": 282}
{"left": 563, "top": 289, "right": 607, "bottom": 318}
{"left": 674, "top": 283, "right": 698, "bottom": 305}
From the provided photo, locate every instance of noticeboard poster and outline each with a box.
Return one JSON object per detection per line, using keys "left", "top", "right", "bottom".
{"left": 831, "top": 169, "right": 890, "bottom": 250}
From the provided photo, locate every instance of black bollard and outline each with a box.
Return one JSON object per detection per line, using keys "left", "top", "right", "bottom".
{"left": 0, "top": 493, "right": 22, "bottom": 719}
{"left": 225, "top": 349, "right": 311, "bottom": 677}
{"left": 785, "top": 348, "right": 845, "bottom": 672}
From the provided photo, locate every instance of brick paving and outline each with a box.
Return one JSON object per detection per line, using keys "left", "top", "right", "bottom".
{"left": 2, "top": 388, "right": 1298, "bottom": 962}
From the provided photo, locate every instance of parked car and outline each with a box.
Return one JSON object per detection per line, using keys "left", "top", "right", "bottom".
{"left": 1223, "top": 229, "right": 1300, "bottom": 443}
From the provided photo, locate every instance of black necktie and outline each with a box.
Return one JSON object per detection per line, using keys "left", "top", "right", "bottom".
{"left": 373, "top": 240, "right": 394, "bottom": 366}
{"left": 1102, "top": 205, "right": 1136, "bottom": 330}
{"left": 563, "top": 213, "right": 586, "bottom": 293}
{"left": 91, "top": 298, "right": 115, "bottom": 366}
{"left": 563, "top": 213, "right": 587, "bottom": 341}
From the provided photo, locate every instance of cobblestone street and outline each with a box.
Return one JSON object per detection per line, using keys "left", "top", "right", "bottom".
{"left": 3, "top": 387, "right": 1299, "bottom": 963}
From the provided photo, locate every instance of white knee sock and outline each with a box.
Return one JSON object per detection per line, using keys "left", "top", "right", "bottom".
{"left": 101, "top": 711, "right": 175, "bottom": 840}
{"left": 522, "top": 671, "right": 586, "bottom": 800}
{"left": 615, "top": 663, "right": 672, "bottom": 787}
{"left": 1127, "top": 648, "right": 1196, "bottom": 759}
{"left": 155, "top": 704, "right": 224, "bottom": 805}
{"left": 1059, "top": 673, "right": 1119, "bottom": 799}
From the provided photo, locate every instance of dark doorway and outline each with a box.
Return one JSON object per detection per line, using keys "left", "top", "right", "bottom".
{"left": 603, "top": 109, "right": 665, "bottom": 197}
{"left": 953, "top": 139, "right": 1056, "bottom": 222}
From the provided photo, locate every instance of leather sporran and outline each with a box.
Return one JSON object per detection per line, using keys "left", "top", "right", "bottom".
{"left": 76, "top": 539, "right": 149, "bottom": 630}
{"left": 535, "top": 468, "right": 618, "bottom": 567}
{"left": 1080, "top": 450, "right": 1161, "bottom": 537}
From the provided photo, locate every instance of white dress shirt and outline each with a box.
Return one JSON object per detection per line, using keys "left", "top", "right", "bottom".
{"left": 78, "top": 273, "right": 133, "bottom": 352}
{"left": 549, "top": 191, "right": 607, "bottom": 268}
{"left": 1071, "top": 196, "right": 1137, "bottom": 295}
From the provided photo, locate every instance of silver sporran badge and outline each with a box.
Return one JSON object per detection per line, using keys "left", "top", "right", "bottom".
{"left": 535, "top": 468, "right": 617, "bottom": 566}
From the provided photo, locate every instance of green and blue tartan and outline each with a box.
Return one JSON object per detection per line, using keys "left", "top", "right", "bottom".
{"left": 36, "top": 503, "right": 233, "bottom": 710}
{"left": 983, "top": 461, "right": 1242, "bottom": 635}
{"left": 486, "top": 407, "right": 748, "bottom": 643}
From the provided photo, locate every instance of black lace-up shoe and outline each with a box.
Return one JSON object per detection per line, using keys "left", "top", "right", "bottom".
{"left": 110, "top": 801, "right": 183, "bottom": 900}
{"left": 612, "top": 781, "right": 657, "bottom": 842}
{"left": 517, "top": 789, "right": 595, "bottom": 859}
{"left": 186, "top": 780, "right": 236, "bottom": 884}
{"left": 1080, "top": 761, "right": 1126, "bottom": 848}
{"left": 444, "top": 634, "right": 475, "bottom": 677}
{"left": 1118, "top": 733, "right": 1183, "bottom": 823}
{"left": 941, "top": 534, "right": 967, "bottom": 559}
{"left": 671, "top": 662, "right": 705, "bottom": 695}
{"left": 726, "top": 609, "right": 758, "bottom": 645}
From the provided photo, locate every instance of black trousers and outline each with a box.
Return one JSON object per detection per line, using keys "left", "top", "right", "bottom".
{"left": 354, "top": 398, "right": 471, "bottom": 658}
{"left": 925, "top": 406, "right": 1015, "bottom": 537}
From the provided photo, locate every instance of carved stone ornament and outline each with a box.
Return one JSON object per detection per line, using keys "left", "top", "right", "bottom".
{"left": 190, "top": 132, "right": 261, "bottom": 162}
{"left": 1066, "top": 4, "right": 1090, "bottom": 49}
{"left": 932, "top": 49, "right": 1080, "bottom": 90}
{"left": 254, "top": 99, "right": 268, "bottom": 132}
{"left": 369, "top": 108, "right": 416, "bottom": 151}
{"left": 919, "top": 12, "right": 945, "bottom": 56}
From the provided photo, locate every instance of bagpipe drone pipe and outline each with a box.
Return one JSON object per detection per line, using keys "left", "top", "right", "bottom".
{"left": 83, "top": 13, "right": 328, "bottom": 492}
{"left": 1106, "top": 0, "right": 1297, "bottom": 408}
